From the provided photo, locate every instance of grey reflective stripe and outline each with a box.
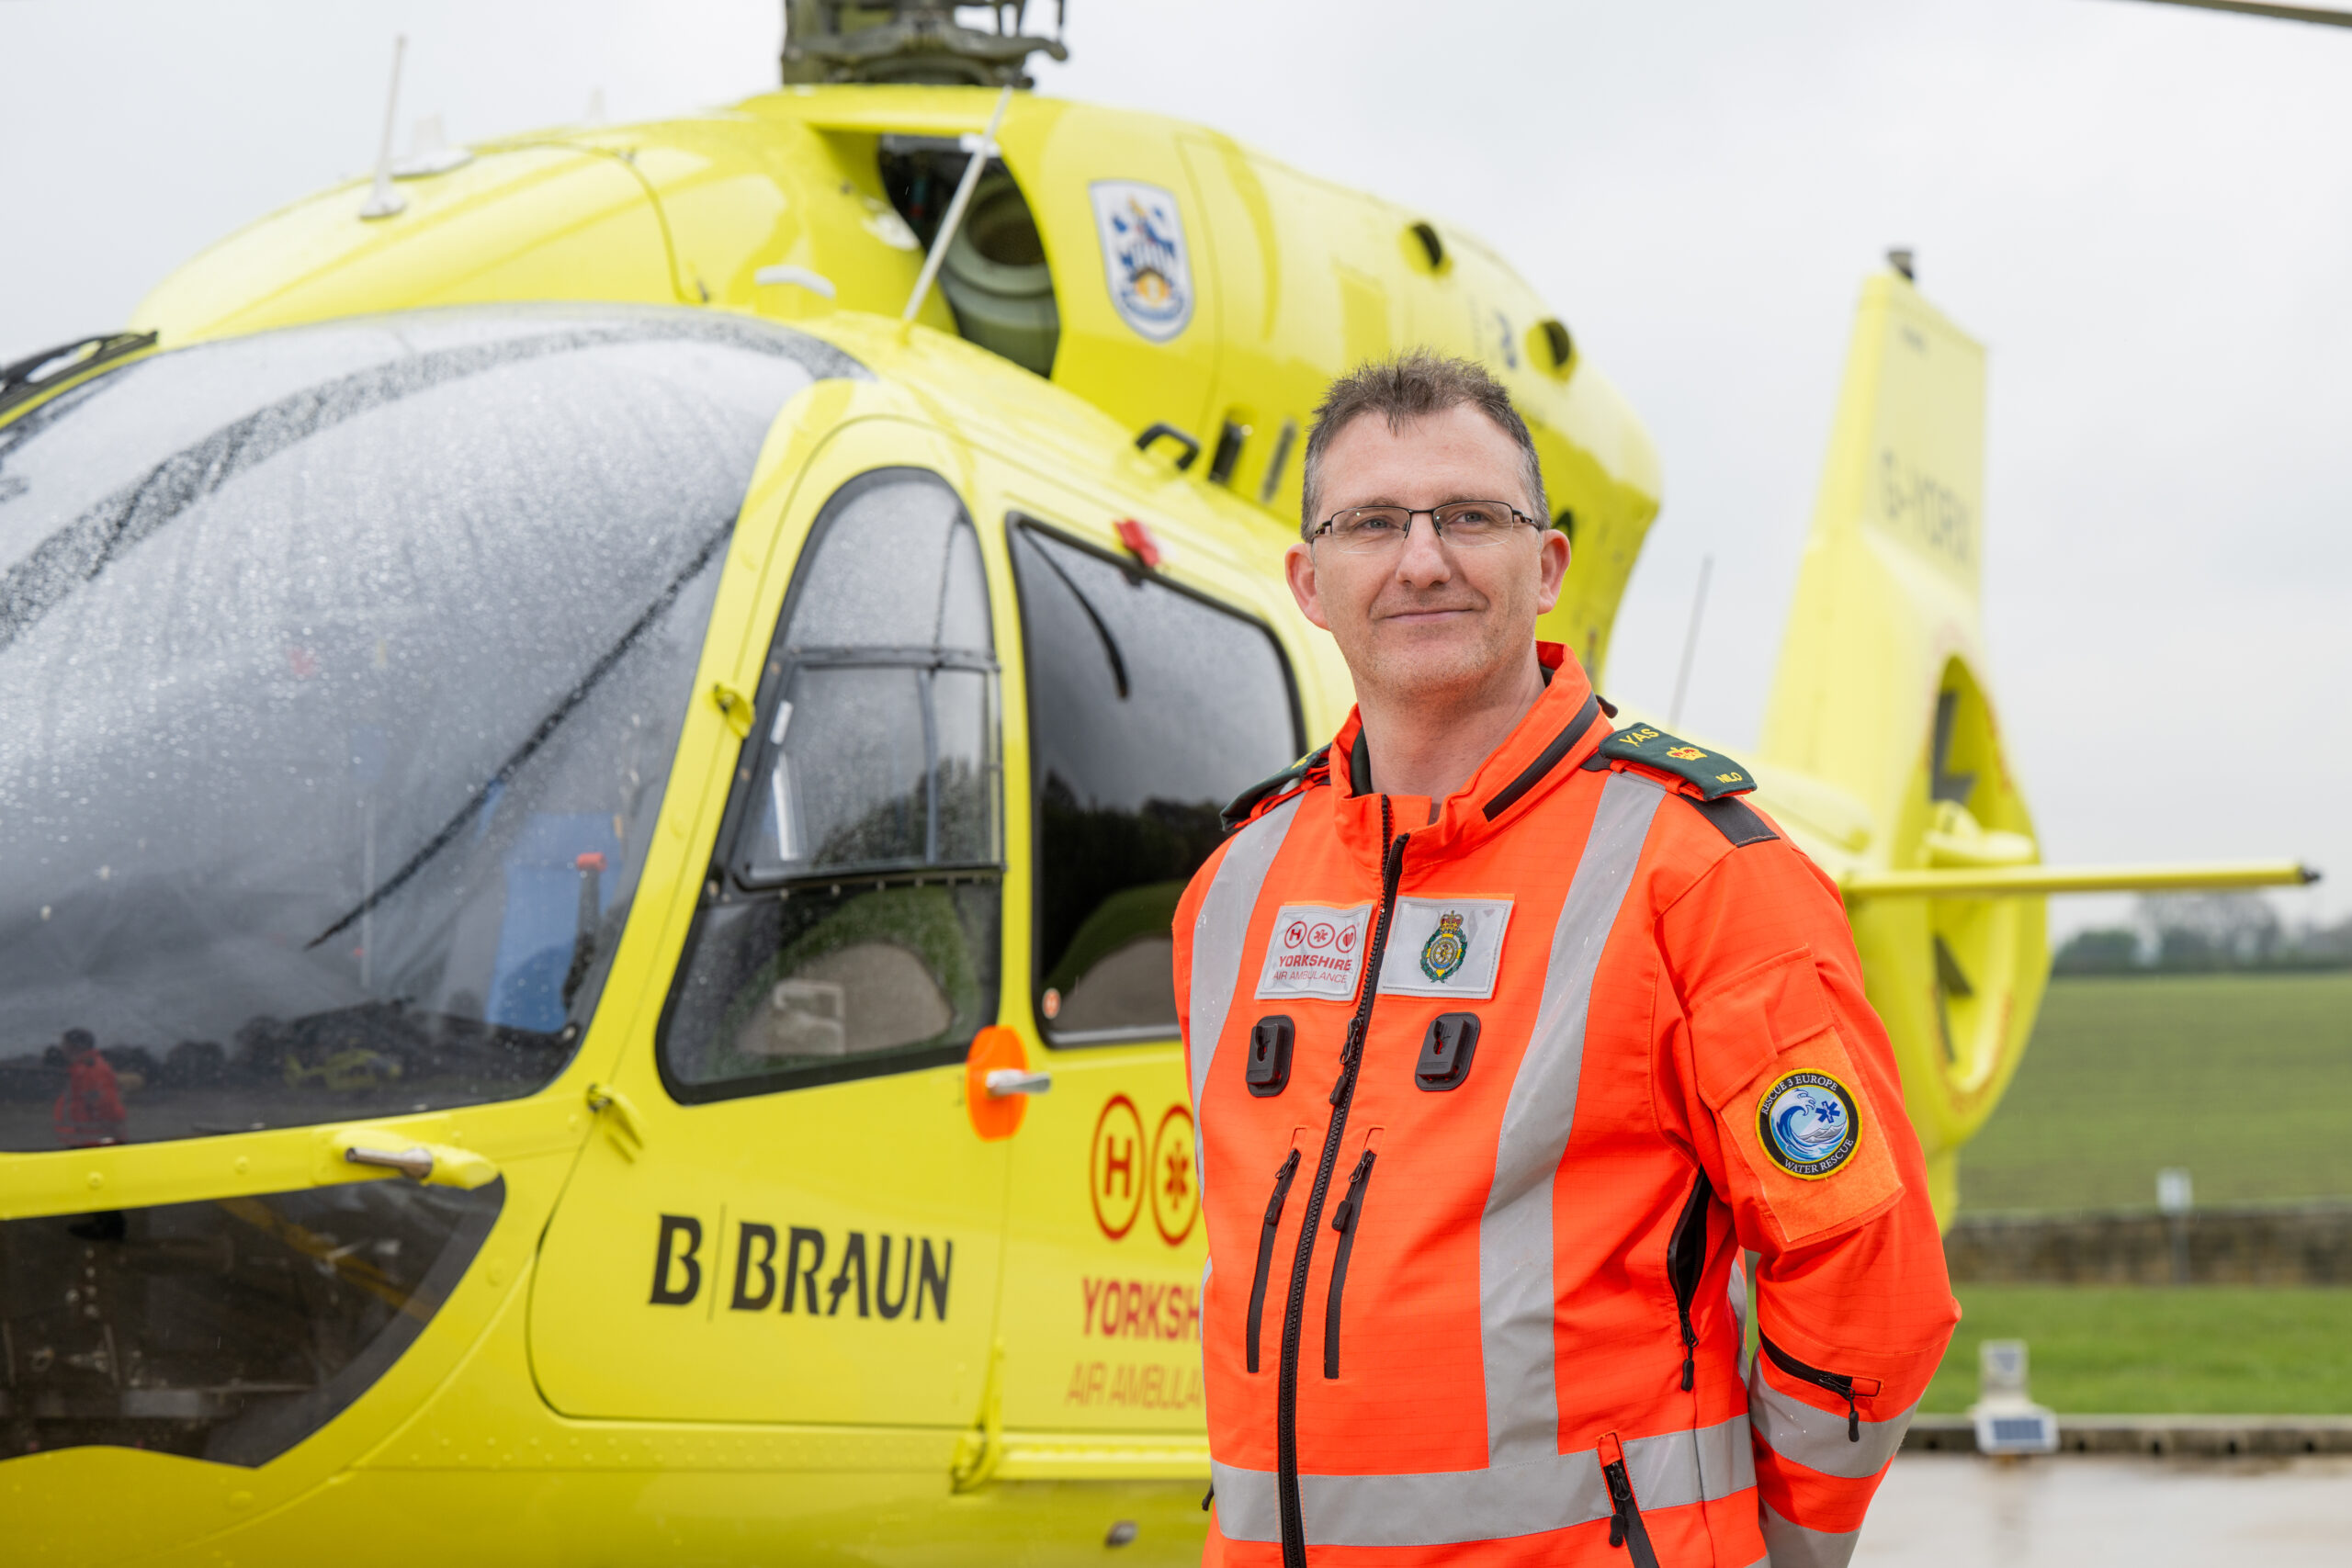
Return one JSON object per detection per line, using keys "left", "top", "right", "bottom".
{"left": 1760, "top": 1503, "right": 1860, "bottom": 1568}
{"left": 1747, "top": 1354, "right": 1914, "bottom": 1479}
{"left": 1210, "top": 1415, "right": 1754, "bottom": 1548}
{"left": 1186, "top": 793, "right": 1305, "bottom": 1125}
{"left": 1480, "top": 770, "right": 1666, "bottom": 1463}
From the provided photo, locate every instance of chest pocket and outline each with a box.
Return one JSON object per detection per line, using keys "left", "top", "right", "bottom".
{"left": 1689, "top": 948, "right": 1902, "bottom": 1245}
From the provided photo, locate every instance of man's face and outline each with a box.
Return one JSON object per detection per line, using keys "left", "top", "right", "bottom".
{"left": 1284, "top": 403, "right": 1569, "bottom": 705}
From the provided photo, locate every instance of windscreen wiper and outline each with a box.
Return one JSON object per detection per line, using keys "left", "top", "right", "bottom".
{"left": 0, "top": 331, "right": 155, "bottom": 423}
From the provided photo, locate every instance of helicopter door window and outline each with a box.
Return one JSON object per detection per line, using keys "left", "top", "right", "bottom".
{"left": 659, "top": 470, "right": 1003, "bottom": 1100}
{"left": 1008, "top": 522, "right": 1301, "bottom": 1044}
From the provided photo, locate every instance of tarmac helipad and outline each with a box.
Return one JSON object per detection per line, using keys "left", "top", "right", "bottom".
{"left": 1855, "top": 1451, "right": 2352, "bottom": 1566}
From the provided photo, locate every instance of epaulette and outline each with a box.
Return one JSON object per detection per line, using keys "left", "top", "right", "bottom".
{"left": 1220, "top": 744, "right": 1331, "bottom": 835}
{"left": 1581, "top": 724, "right": 1757, "bottom": 801}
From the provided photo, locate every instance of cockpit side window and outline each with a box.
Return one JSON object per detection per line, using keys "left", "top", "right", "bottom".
{"left": 658, "top": 470, "right": 1003, "bottom": 1100}
{"left": 1009, "top": 522, "right": 1301, "bottom": 1044}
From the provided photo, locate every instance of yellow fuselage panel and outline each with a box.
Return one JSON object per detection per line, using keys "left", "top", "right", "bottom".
{"left": 130, "top": 85, "right": 1659, "bottom": 679}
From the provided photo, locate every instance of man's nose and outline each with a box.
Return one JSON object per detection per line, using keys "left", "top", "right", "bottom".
{"left": 1392, "top": 513, "right": 1453, "bottom": 586}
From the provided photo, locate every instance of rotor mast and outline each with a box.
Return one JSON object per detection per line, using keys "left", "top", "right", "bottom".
{"left": 782, "top": 2, "right": 1069, "bottom": 86}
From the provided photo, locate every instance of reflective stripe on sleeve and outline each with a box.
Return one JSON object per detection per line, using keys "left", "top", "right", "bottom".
{"left": 1208, "top": 1415, "right": 1753, "bottom": 1548}
{"left": 1759, "top": 1503, "right": 1862, "bottom": 1568}
{"left": 1747, "top": 1354, "right": 1914, "bottom": 1479}
{"left": 1188, "top": 793, "right": 1306, "bottom": 1129}
{"left": 1480, "top": 770, "right": 1667, "bottom": 1464}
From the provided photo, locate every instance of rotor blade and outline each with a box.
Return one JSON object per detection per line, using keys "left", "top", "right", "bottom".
{"left": 2107, "top": 0, "right": 2352, "bottom": 28}
{"left": 1844, "top": 861, "right": 2318, "bottom": 899}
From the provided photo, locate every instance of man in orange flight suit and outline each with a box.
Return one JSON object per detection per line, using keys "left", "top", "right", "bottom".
{"left": 1174, "top": 352, "right": 1956, "bottom": 1568}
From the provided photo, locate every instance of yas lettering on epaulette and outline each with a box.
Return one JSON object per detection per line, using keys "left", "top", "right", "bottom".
{"left": 1587, "top": 724, "right": 1757, "bottom": 801}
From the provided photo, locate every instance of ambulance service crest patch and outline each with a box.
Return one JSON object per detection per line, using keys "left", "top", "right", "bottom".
{"left": 1756, "top": 1069, "right": 1861, "bottom": 1179}
{"left": 1090, "top": 181, "right": 1194, "bottom": 343}
{"left": 1419, "top": 910, "right": 1468, "bottom": 984}
{"left": 1666, "top": 745, "right": 1705, "bottom": 761}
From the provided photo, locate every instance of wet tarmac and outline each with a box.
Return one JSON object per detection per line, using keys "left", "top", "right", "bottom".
{"left": 1855, "top": 1451, "right": 2352, "bottom": 1566}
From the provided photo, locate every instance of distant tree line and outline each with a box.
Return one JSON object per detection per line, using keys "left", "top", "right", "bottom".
{"left": 2054, "top": 894, "right": 2352, "bottom": 976}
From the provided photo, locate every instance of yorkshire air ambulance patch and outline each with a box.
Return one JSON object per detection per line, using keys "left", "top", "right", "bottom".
{"left": 1419, "top": 911, "right": 1468, "bottom": 984}
{"left": 1756, "top": 1069, "right": 1861, "bottom": 1179}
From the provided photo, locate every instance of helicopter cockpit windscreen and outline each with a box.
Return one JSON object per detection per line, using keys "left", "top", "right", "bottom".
{"left": 0, "top": 307, "right": 849, "bottom": 1151}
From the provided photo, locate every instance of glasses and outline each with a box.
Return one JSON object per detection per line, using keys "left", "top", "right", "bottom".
{"left": 1310, "top": 501, "right": 1540, "bottom": 554}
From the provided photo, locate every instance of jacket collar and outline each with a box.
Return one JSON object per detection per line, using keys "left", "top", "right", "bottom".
{"left": 1326, "top": 642, "right": 1608, "bottom": 867}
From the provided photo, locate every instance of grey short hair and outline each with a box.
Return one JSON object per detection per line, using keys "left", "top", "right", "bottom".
{"left": 1299, "top": 349, "right": 1548, "bottom": 541}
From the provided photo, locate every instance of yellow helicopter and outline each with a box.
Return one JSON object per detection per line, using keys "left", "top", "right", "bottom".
{"left": 0, "top": 5, "right": 2314, "bottom": 1562}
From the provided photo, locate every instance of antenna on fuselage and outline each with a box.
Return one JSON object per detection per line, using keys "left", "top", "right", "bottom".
{"left": 900, "top": 84, "right": 1013, "bottom": 328}
{"left": 359, "top": 35, "right": 409, "bottom": 221}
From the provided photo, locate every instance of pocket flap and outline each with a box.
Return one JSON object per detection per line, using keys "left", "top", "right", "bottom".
{"left": 1689, "top": 948, "right": 1834, "bottom": 1110}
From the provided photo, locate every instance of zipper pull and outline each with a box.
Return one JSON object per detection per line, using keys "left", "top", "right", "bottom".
{"left": 1330, "top": 1149, "right": 1375, "bottom": 1233}
{"left": 1262, "top": 1149, "right": 1300, "bottom": 1224}
{"left": 1847, "top": 1394, "right": 1860, "bottom": 1442}
{"left": 1598, "top": 1431, "right": 1634, "bottom": 1547}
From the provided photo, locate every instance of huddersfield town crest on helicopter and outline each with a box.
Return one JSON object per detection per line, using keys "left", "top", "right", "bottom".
{"left": 1090, "top": 181, "right": 1194, "bottom": 343}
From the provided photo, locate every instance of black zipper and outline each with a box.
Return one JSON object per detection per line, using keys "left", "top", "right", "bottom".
{"left": 1599, "top": 1432, "right": 1662, "bottom": 1568}
{"left": 1759, "top": 1331, "right": 1883, "bottom": 1442}
{"left": 1320, "top": 1146, "right": 1378, "bottom": 1379}
{"left": 1246, "top": 1149, "right": 1302, "bottom": 1374}
{"left": 1275, "top": 801, "right": 1406, "bottom": 1568}
{"left": 1665, "top": 1170, "right": 1713, "bottom": 1393}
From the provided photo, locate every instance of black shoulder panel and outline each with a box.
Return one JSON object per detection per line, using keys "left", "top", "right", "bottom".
{"left": 1596, "top": 724, "right": 1757, "bottom": 801}
{"left": 1221, "top": 744, "right": 1330, "bottom": 835}
{"left": 1483, "top": 694, "right": 1603, "bottom": 821}
{"left": 1685, "top": 793, "right": 1777, "bottom": 847}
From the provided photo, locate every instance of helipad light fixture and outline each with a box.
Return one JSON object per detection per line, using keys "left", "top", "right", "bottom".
{"left": 1972, "top": 1338, "right": 2059, "bottom": 1455}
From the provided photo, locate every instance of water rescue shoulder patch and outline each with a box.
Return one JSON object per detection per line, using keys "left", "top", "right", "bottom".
{"left": 1755, "top": 1068, "right": 1862, "bottom": 1179}
{"left": 1595, "top": 724, "right": 1757, "bottom": 800}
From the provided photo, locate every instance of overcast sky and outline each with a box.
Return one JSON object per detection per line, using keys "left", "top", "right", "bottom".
{"left": 5, "top": 0, "right": 2346, "bottom": 936}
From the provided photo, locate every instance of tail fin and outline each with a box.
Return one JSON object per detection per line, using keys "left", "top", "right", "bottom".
{"left": 1761, "top": 269, "right": 2042, "bottom": 1223}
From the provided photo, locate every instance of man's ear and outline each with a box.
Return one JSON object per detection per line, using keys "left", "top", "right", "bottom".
{"left": 1283, "top": 541, "right": 1332, "bottom": 632}
{"left": 1532, "top": 526, "right": 1571, "bottom": 615}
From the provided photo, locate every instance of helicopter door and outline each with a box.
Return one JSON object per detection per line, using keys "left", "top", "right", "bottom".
{"left": 989, "top": 510, "right": 1304, "bottom": 1446}
{"left": 529, "top": 456, "right": 1012, "bottom": 1428}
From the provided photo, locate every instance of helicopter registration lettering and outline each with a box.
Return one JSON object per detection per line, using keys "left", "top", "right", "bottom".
{"left": 647, "top": 1213, "right": 956, "bottom": 1321}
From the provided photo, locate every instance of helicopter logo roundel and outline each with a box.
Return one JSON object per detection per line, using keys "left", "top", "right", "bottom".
{"left": 1090, "top": 180, "right": 1194, "bottom": 343}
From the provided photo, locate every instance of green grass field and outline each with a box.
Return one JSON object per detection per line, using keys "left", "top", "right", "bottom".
{"left": 1918, "top": 1284, "right": 2352, "bottom": 1414}
{"left": 1956, "top": 971, "right": 2352, "bottom": 1213}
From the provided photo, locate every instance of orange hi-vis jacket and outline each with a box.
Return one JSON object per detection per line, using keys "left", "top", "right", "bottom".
{"left": 1174, "top": 645, "right": 1958, "bottom": 1568}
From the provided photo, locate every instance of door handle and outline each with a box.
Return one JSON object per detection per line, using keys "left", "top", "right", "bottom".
{"left": 984, "top": 1068, "right": 1052, "bottom": 1098}
{"left": 586, "top": 1081, "right": 646, "bottom": 1160}
{"left": 966, "top": 1025, "right": 1035, "bottom": 1140}
{"left": 332, "top": 1130, "right": 499, "bottom": 1190}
